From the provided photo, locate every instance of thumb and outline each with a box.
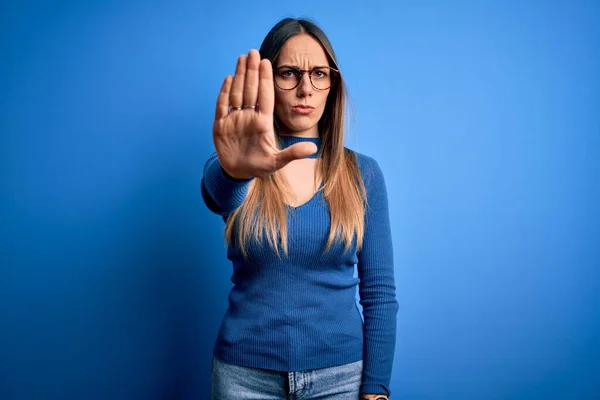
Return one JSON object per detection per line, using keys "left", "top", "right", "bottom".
{"left": 274, "top": 142, "right": 318, "bottom": 169}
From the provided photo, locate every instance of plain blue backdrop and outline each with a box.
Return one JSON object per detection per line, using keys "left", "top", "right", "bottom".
{"left": 1, "top": 1, "right": 599, "bottom": 399}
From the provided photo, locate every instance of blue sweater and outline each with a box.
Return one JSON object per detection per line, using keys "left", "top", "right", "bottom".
{"left": 200, "top": 135, "right": 399, "bottom": 396}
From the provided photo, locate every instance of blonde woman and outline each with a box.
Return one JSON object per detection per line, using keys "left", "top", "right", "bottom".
{"left": 202, "top": 17, "right": 398, "bottom": 400}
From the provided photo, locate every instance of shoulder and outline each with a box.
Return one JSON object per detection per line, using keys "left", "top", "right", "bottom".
{"left": 345, "top": 148, "right": 391, "bottom": 214}
{"left": 345, "top": 147, "right": 387, "bottom": 188}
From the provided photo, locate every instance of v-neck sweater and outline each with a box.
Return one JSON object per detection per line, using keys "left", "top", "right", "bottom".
{"left": 200, "top": 134, "right": 399, "bottom": 396}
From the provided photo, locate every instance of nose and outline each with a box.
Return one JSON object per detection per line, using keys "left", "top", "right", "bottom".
{"left": 297, "top": 71, "right": 313, "bottom": 97}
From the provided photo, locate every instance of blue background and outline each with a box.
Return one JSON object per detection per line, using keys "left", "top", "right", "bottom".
{"left": 1, "top": 0, "right": 599, "bottom": 399}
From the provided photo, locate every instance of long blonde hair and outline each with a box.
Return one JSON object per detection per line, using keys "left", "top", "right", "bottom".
{"left": 225, "top": 18, "right": 367, "bottom": 259}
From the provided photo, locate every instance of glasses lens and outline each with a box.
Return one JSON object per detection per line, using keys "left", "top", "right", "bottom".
{"left": 275, "top": 67, "right": 336, "bottom": 90}
{"left": 275, "top": 67, "right": 300, "bottom": 90}
{"left": 310, "top": 67, "right": 333, "bottom": 90}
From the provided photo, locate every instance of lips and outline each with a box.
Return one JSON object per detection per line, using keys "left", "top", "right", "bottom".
{"left": 292, "top": 105, "right": 314, "bottom": 115}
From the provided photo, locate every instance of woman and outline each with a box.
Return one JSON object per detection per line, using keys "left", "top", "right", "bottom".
{"left": 201, "top": 17, "right": 398, "bottom": 400}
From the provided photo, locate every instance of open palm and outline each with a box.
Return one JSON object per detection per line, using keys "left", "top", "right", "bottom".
{"left": 212, "top": 49, "right": 317, "bottom": 180}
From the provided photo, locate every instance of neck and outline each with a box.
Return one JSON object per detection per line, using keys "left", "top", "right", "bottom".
{"left": 277, "top": 125, "right": 319, "bottom": 138}
{"left": 279, "top": 133, "right": 319, "bottom": 138}
{"left": 278, "top": 134, "right": 321, "bottom": 159}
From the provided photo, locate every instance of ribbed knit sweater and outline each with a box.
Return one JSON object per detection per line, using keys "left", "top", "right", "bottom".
{"left": 200, "top": 135, "right": 399, "bottom": 396}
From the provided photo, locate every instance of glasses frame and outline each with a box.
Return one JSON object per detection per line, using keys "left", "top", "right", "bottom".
{"left": 273, "top": 65, "right": 339, "bottom": 91}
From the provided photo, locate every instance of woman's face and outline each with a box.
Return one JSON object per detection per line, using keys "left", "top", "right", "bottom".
{"left": 273, "top": 34, "right": 332, "bottom": 137}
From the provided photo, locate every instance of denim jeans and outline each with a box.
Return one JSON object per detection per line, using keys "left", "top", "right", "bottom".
{"left": 210, "top": 356, "right": 363, "bottom": 399}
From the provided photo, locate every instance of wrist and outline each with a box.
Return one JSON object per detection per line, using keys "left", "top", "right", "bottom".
{"left": 220, "top": 165, "right": 253, "bottom": 182}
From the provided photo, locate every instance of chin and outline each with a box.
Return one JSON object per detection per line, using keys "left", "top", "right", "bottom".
{"left": 287, "top": 123, "right": 318, "bottom": 134}
{"left": 279, "top": 118, "right": 318, "bottom": 134}
{"left": 280, "top": 121, "right": 316, "bottom": 133}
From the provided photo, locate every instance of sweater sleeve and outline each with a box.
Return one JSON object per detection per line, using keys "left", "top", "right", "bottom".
{"left": 357, "top": 156, "right": 399, "bottom": 397}
{"left": 200, "top": 151, "right": 254, "bottom": 216}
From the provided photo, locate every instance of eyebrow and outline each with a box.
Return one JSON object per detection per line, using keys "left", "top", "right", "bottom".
{"left": 277, "top": 64, "right": 330, "bottom": 69}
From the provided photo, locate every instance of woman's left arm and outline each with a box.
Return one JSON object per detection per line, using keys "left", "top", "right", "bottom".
{"left": 357, "top": 156, "right": 399, "bottom": 398}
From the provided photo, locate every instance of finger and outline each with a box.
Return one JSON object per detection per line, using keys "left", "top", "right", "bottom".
{"left": 274, "top": 142, "right": 318, "bottom": 169}
{"left": 230, "top": 55, "right": 247, "bottom": 108}
{"left": 257, "top": 58, "right": 274, "bottom": 115}
{"left": 243, "top": 49, "right": 260, "bottom": 109}
{"left": 214, "top": 75, "right": 233, "bottom": 120}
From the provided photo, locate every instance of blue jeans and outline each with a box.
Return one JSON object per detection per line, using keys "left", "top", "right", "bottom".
{"left": 211, "top": 356, "right": 363, "bottom": 399}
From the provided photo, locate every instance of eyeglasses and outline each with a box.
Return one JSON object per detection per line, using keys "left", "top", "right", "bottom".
{"left": 273, "top": 65, "right": 339, "bottom": 90}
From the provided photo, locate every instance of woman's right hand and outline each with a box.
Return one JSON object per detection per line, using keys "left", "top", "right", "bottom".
{"left": 212, "top": 49, "right": 318, "bottom": 180}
